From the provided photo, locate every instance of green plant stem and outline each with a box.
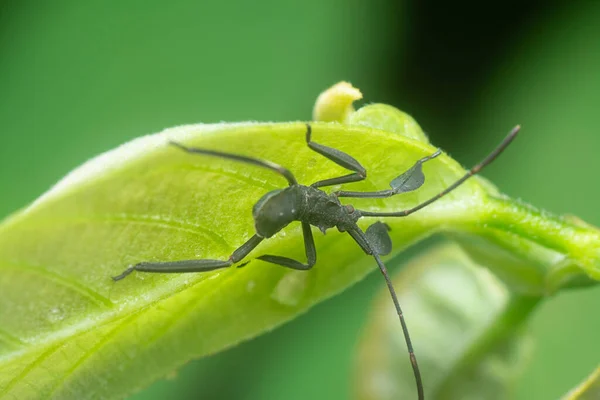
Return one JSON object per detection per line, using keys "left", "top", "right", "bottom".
{"left": 562, "top": 366, "right": 600, "bottom": 400}
{"left": 485, "top": 197, "right": 600, "bottom": 261}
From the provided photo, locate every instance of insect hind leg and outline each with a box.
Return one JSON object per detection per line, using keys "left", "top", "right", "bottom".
{"left": 112, "top": 234, "right": 264, "bottom": 281}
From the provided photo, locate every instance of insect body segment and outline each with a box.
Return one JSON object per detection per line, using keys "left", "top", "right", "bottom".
{"left": 113, "top": 123, "right": 520, "bottom": 400}
{"left": 252, "top": 187, "right": 303, "bottom": 238}
{"left": 301, "top": 186, "right": 362, "bottom": 234}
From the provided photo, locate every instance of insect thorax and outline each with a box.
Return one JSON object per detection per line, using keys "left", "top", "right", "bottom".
{"left": 299, "top": 186, "right": 361, "bottom": 233}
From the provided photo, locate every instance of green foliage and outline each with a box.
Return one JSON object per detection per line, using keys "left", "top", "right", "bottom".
{"left": 355, "top": 243, "right": 537, "bottom": 400}
{"left": 470, "top": 5, "right": 600, "bottom": 397}
{"left": 348, "top": 104, "right": 429, "bottom": 144}
{"left": 0, "top": 119, "right": 474, "bottom": 398}
{"left": 0, "top": 95, "right": 598, "bottom": 399}
{"left": 1, "top": 1, "right": 599, "bottom": 399}
{"left": 562, "top": 366, "right": 600, "bottom": 400}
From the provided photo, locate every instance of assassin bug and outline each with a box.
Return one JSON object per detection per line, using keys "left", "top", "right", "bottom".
{"left": 113, "top": 123, "right": 520, "bottom": 399}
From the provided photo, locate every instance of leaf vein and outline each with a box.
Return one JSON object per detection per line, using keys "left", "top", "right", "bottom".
{"left": 0, "top": 343, "right": 61, "bottom": 396}
{"left": 90, "top": 213, "right": 231, "bottom": 251}
{"left": 0, "top": 329, "right": 24, "bottom": 350}
{"left": 0, "top": 261, "right": 113, "bottom": 308}
{"left": 172, "top": 163, "right": 281, "bottom": 191}
{"left": 44, "top": 314, "right": 139, "bottom": 398}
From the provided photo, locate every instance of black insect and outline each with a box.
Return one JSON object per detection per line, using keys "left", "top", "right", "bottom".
{"left": 113, "top": 123, "right": 520, "bottom": 400}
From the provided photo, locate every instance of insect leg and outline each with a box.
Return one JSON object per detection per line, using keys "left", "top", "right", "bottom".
{"left": 305, "top": 124, "right": 368, "bottom": 188}
{"left": 169, "top": 141, "right": 298, "bottom": 186}
{"left": 357, "top": 126, "right": 520, "bottom": 217}
{"left": 112, "top": 234, "right": 264, "bottom": 281}
{"left": 348, "top": 226, "right": 424, "bottom": 400}
{"left": 256, "top": 222, "right": 316, "bottom": 270}
{"left": 335, "top": 150, "right": 441, "bottom": 198}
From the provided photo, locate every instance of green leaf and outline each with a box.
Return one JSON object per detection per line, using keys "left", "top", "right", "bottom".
{"left": 0, "top": 114, "right": 598, "bottom": 398}
{"left": 562, "top": 366, "right": 600, "bottom": 400}
{"left": 347, "top": 103, "right": 430, "bottom": 144}
{"left": 354, "top": 243, "right": 538, "bottom": 400}
{"left": 449, "top": 198, "right": 600, "bottom": 294}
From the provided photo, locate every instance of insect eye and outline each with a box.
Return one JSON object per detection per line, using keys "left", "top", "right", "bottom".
{"left": 345, "top": 205, "right": 355, "bottom": 214}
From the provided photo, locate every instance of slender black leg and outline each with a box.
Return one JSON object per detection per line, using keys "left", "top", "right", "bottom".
{"left": 169, "top": 141, "right": 298, "bottom": 186}
{"left": 335, "top": 150, "right": 441, "bottom": 198}
{"left": 112, "top": 235, "right": 264, "bottom": 281}
{"left": 305, "top": 124, "right": 368, "bottom": 188}
{"left": 348, "top": 221, "right": 393, "bottom": 256}
{"left": 358, "top": 125, "right": 521, "bottom": 218}
{"left": 348, "top": 226, "right": 424, "bottom": 400}
{"left": 256, "top": 222, "right": 316, "bottom": 270}
{"left": 346, "top": 229, "right": 373, "bottom": 254}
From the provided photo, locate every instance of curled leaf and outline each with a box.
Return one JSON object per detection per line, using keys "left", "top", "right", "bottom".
{"left": 313, "top": 81, "right": 363, "bottom": 123}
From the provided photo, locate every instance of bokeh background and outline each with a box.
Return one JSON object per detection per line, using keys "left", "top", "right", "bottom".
{"left": 1, "top": 1, "right": 599, "bottom": 399}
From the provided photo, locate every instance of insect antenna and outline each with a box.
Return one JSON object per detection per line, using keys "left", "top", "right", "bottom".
{"left": 360, "top": 125, "right": 521, "bottom": 218}
{"left": 351, "top": 227, "right": 424, "bottom": 399}
{"left": 373, "top": 250, "right": 424, "bottom": 399}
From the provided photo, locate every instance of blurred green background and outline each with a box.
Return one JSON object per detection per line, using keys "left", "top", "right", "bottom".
{"left": 1, "top": 1, "right": 599, "bottom": 399}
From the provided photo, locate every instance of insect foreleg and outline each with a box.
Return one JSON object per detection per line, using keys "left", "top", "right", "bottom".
{"left": 305, "top": 124, "right": 368, "bottom": 188}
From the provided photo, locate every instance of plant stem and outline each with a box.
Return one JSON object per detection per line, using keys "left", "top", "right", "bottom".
{"left": 484, "top": 197, "right": 600, "bottom": 277}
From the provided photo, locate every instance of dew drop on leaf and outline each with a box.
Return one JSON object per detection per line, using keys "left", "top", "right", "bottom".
{"left": 270, "top": 270, "right": 313, "bottom": 307}
{"left": 47, "top": 307, "right": 64, "bottom": 324}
